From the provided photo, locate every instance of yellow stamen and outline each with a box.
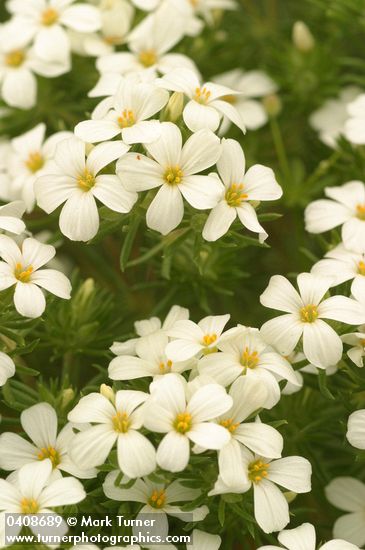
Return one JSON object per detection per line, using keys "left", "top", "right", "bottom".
{"left": 104, "top": 35, "right": 122, "bottom": 45}
{"left": 118, "top": 109, "right": 135, "bottom": 128}
{"left": 25, "top": 151, "right": 44, "bottom": 173}
{"left": 37, "top": 446, "right": 61, "bottom": 468}
{"left": 112, "top": 411, "right": 130, "bottom": 433}
{"left": 41, "top": 8, "right": 59, "bottom": 26}
{"left": 173, "top": 412, "right": 192, "bottom": 434}
{"left": 202, "top": 333, "right": 217, "bottom": 347}
{"left": 225, "top": 183, "right": 248, "bottom": 207}
{"left": 164, "top": 165, "right": 184, "bottom": 185}
{"left": 300, "top": 304, "right": 318, "bottom": 323}
{"left": 148, "top": 489, "right": 166, "bottom": 509}
{"left": 5, "top": 50, "right": 25, "bottom": 67}
{"left": 358, "top": 261, "right": 365, "bottom": 276}
{"left": 138, "top": 49, "right": 157, "bottom": 68}
{"left": 194, "top": 86, "right": 211, "bottom": 104}
{"left": 159, "top": 359, "right": 173, "bottom": 373}
{"left": 240, "top": 347, "right": 259, "bottom": 370}
{"left": 14, "top": 262, "right": 33, "bottom": 283}
{"left": 248, "top": 459, "right": 270, "bottom": 483}
{"left": 20, "top": 498, "right": 39, "bottom": 514}
{"left": 78, "top": 169, "right": 96, "bottom": 191}
{"left": 220, "top": 417, "right": 239, "bottom": 433}
{"left": 356, "top": 204, "right": 365, "bottom": 220}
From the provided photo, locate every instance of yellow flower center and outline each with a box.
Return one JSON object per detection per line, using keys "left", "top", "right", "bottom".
{"left": 159, "top": 359, "right": 173, "bottom": 373}
{"left": 194, "top": 87, "right": 211, "bottom": 104}
{"left": 220, "top": 417, "right": 239, "bottom": 433}
{"left": 41, "top": 8, "right": 59, "bottom": 26}
{"left": 112, "top": 411, "right": 130, "bottom": 433}
{"left": 14, "top": 263, "right": 33, "bottom": 283}
{"left": 173, "top": 412, "right": 192, "bottom": 434}
{"left": 25, "top": 151, "right": 44, "bottom": 173}
{"left": 202, "top": 333, "right": 217, "bottom": 347}
{"left": 37, "top": 446, "right": 61, "bottom": 468}
{"left": 78, "top": 169, "right": 96, "bottom": 192}
{"left": 358, "top": 261, "right": 365, "bottom": 275}
{"left": 148, "top": 489, "right": 166, "bottom": 509}
{"left": 356, "top": 204, "right": 365, "bottom": 220}
{"left": 5, "top": 50, "right": 25, "bottom": 67}
{"left": 248, "top": 459, "right": 270, "bottom": 483}
{"left": 360, "top": 338, "right": 365, "bottom": 348}
{"left": 189, "top": 0, "right": 199, "bottom": 6}
{"left": 225, "top": 183, "right": 248, "bottom": 207}
{"left": 300, "top": 304, "right": 318, "bottom": 323}
{"left": 240, "top": 347, "right": 259, "bottom": 370}
{"left": 138, "top": 49, "right": 157, "bottom": 68}
{"left": 164, "top": 165, "right": 184, "bottom": 185}
{"left": 118, "top": 109, "right": 135, "bottom": 128}
{"left": 20, "top": 498, "right": 39, "bottom": 514}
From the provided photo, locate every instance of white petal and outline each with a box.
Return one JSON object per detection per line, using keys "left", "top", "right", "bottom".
{"left": 260, "top": 275, "right": 303, "bottom": 313}
{"left": 187, "top": 384, "right": 232, "bottom": 422}
{"left": 68, "top": 393, "right": 115, "bottom": 423}
{"left": 59, "top": 191, "right": 99, "bottom": 242}
{"left": 156, "top": 431, "right": 190, "bottom": 472}
{"left": 179, "top": 175, "right": 222, "bottom": 209}
{"left": 347, "top": 410, "right": 365, "bottom": 449}
{"left": 86, "top": 141, "right": 129, "bottom": 175}
{"left": 325, "top": 476, "right": 365, "bottom": 512}
{"left": 35, "top": 174, "right": 76, "bottom": 213}
{"left": 218, "top": 439, "right": 248, "bottom": 486}
{"left": 117, "top": 430, "right": 156, "bottom": 477}
{"left": 117, "top": 153, "right": 163, "bottom": 192}
{"left": 60, "top": 4, "right": 101, "bottom": 32}
{"left": 145, "top": 122, "right": 181, "bottom": 166}
{"left": 253, "top": 479, "right": 290, "bottom": 534}
{"left": 260, "top": 315, "right": 303, "bottom": 355}
{"left": 54, "top": 137, "right": 85, "bottom": 178}
{"left": 235, "top": 423, "right": 283, "bottom": 458}
{"left": 93, "top": 174, "right": 137, "bottom": 213}
{"left": 278, "top": 523, "right": 316, "bottom": 550}
{"left": 217, "top": 138, "right": 245, "bottom": 186}
{"left": 183, "top": 101, "right": 221, "bottom": 132}
{"left": 39, "top": 476, "right": 85, "bottom": 508}
{"left": 0, "top": 433, "right": 37, "bottom": 470}
{"left": 122, "top": 120, "right": 162, "bottom": 145}
{"left": 30, "top": 269, "right": 71, "bottom": 299}
{"left": 188, "top": 422, "right": 230, "bottom": 449}
{"left": 103, "top": 470, "right": 149, "bottom": 502}
{"left": 297, "top": 272, "right": 332, "bottom": 305}
{"left": 203, "top": 200, "right": 236, "bottom": 241}
{"left": 2, "top": 69, "right": 36, "bottom": 110}
{"left": 146, "top": 184, "right": 184, "bottom": 235}
{"left": 74, "top": 120, "right": 120, "bottom": 143}
{"left": 333, "top": 513, "right": 365, "bottom": 547}
{"left": 302, "top": 320, "right": 343, "bottom": 369}
{"left": 14, "top": 282, "right": 46, "bottom": 318}
{"left": 319, "top": 296, "right": 365, "bottom": 324}
{"left": 21, "top": 403, "right": 58, "bottom": 448}
{"left": 269, "top": 456, "right": 312, "bottom": 492}
{"left": 70, "top": 424, "right": 116, "bottom": 468}
{"left": 18, "top": 460, "right": 52, "bottom": 500}
{"left": 305, "top": 199, "right": 351, "bottom": 233}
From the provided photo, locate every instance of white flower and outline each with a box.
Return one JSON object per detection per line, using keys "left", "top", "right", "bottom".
{"left": 0, "top": 351, "right": 15, "bottom": 386}
{"left": 260, "top": 272, "right": 365, "bottom": 368}
{"left": 214, "top": 377, "right": 283, "bottom": 487}
{"left": 341, "top": 327, "right": 365, "bottom": 368}
{"left": 198, "top": 326, "right": 299, "bottom": 408}
{"left": 346, "top": 409, "right": 365, "bottom": 449}
{"left": 209, "top": 447, "right": 312, "bottom": 534}
{"left": 109, "top": 331, "right": 194, "bottom": 380}
{"left": 0, "top": 141, "right": 13, "bottom": 202}
{"left": 0, "top": 201, "right": 26, "bottom": 234}
{"left": 35, "top": 137, "right": 136, "bottom": 242}
{"left": 68, "top": 389, "right": 156, "bottom": 478}
{"left": 110, "top": 304, "right": 189, "bottom": 356}
{"left": 311, "top": 243, "right": 365, "bottom": 297}
{"left": 0, "top": 402, "right": 96, "bottom": 478}
{"left": 187, "top": 530, "right": 221, "bottom": 550}
{"left": 309, "top": 87, "right": 361, "bottom": 148}
{"left": 157, "top": 68, "right": 246, "bottom": 133}
{"left": 103, "top": 471, "right": 208, "bottom": 537}
{"left": 345, "top": 93, "right": 365, "bottom": 144}
{"left": 166, "top": 313, "right": 230, "bottom": 361}
{"left": 0, "top": 21, "right": 69, "bottom": 109}
{"left": 0, "top": 460, "right": 85, "bottom": 534}
{"left": 325, "top": 477, "right": 365, "bottom": 547}
{"left": 116, "top": 122, "right": 222, "bottom": 235}
{"left": 213, "top": 68, "right": 277, "bottom": 133}
{"left": 202, "top": 138, "right": 282, "bottom": 241}
{"left": 75, "top": 78, "right": 168, "bottom": 145}
{"left": 305, "top": 181, "right": 365, "bottom": 253}
{"left": 143, "top": 373, "right": 232, "bottom": 472}
{"left": 0, "top": 235, "right": 72, "bottom": 318}
{"left": 9, "top": 123, "right": 72, "bottom": 211}
{"left": 7, "top": 0, "right": 101, "bottom": 64}
{"left": 258, "top": 521, "right": 360, "bottom": 550}
{"left": 90, "top": 2, "right": 197, "bottom": 97}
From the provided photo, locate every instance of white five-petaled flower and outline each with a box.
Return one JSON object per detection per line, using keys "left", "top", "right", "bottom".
{"left": 0, "top": 352, "right": 15, "bottom": 386}
{"left": 75, "top": 78, "right": 169, "bottom": 145}
{"left": 202, "top": 138, "right": 282, "bottom": 242}
{"left": 0, "top": 235, "right": 72, "bottom": 318}
{"left": 260, "top": 272, "right": 365, "bottom": 369}
{"left": 103, "top": 471, "right": 208, "bottom": 538}
{"left": 345, "top": 93, "right": 365, "bottom": 145}
{"left": 143, "top": 373, "right": 232, "bottom": 472}
{"left": 0, "top": 402, "right": 96, "bottom": 479}
{"left": 341, "top": 327, "right": 365, "bottom": 368}
{"left": 156, "top": 68, "right": 246, "bottom": 133}
{"left": 68, "top": 389, "right": 156, "bottom": 478}
{"left": 6, "top": 0, "right": 101, "bottom": 64}
{"left": 346, "top": 409, "right": 365, "bottom": 449}
{"left": 9, "top": 123, "right": 72, "bottom": 211}
{"left": 258, "top": 521, "right": 360, "bottom": 550}
{"left": 198, "top": 326, "right": 299, "bottom": 408}
{"left": 166, "top": 313, "right": 230, "bottom": 361}
{"left": 209, "top": 447, "right": 312, "bottom": 534}
{"left": 110, "top": 304, "right": 189, "bottom": 356}
{"left": 311, "top": 243, "right": 365, "bottom": 297}
{"left": 35, "top": 137, "right": 136, "bottom": 242}
{"left": 325, "top": 477, "right": 365, "bottom": 548}
{"left": 305, "top": 181, "right": 365, "bottom": 253}
{"left": 0, "top": 201, "right": 26, "bottom": 234}
{"left": 117, "top": 122, "right": 222, "bottom": 235}
{"left": 0, "top": 460, "right": 85, "bottom": 538}
{"left": 109, "top": 330, "right": 194, "bottom": 381}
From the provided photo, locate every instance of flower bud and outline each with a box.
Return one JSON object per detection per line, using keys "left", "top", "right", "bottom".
{"left": 292, "top": 21, "right": 315, "bottom": 52}
{"left": 263, "top": 94, "right": 282, "bottom": 118}
{"left": 100, "top": 383, "right": 115, "bottom": 403}
{"left": 165, "top": 92, "right": 184, "bottom": 122}
{"left": 61, "top": 388, "right": 75, "bottom": 408}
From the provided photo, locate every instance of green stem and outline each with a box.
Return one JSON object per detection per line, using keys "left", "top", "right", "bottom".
{"left": 270, "top": 117, "right": 291, "bottom": 185}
